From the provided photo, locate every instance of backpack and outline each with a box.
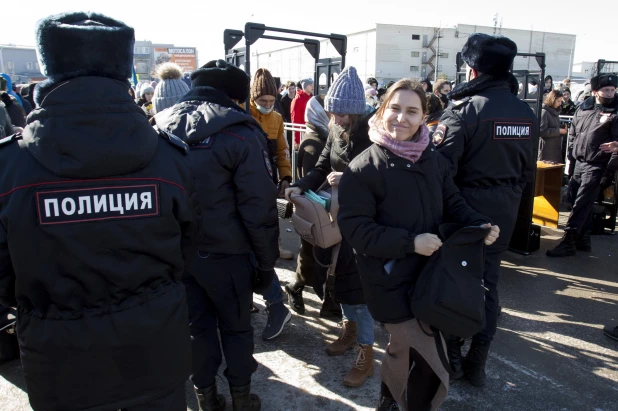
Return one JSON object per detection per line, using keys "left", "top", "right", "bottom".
{"left": 410, "top": 223, "right": 490, "bottom": 339}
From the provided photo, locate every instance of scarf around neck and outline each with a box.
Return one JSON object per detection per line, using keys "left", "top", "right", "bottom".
{"left": 368, "top": 115, "right": 430, "bottom": 163}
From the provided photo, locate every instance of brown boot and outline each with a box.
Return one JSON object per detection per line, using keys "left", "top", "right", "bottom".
{"left": 343, "top": 343, "right": 374, "bottom": 388}
{"left": 326, "top": 320, "right": 357, "bottom": 356}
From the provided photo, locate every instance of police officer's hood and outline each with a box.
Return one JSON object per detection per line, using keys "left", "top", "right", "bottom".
{"left": 22, "top": 76, "right": 158, "bottom": 179}
{"left": 449, "top": 72, "right": 520, "bottom": 102}
{"left": 154, "top": 86, "right": 265, "bottom": 146}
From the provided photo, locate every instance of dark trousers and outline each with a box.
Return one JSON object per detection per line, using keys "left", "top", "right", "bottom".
{"left": 293, "top": 239, "right": 316, "bottom": 290}
{"left": 566, "top": 161, "right": 604, "bottom": 232}
{"left": 120, "top": 382, "right": 186, "bottom": 411}
{"left": 461, "top": 186, "right": 523, "bottom": 343}
{"left": 183, "top": 253, "right": 257, "bottom": 389}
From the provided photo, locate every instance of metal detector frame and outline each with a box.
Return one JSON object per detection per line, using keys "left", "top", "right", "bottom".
{"left": 224, "top": 24, "right": 347, "bottom": 107}
{"left": 455, "top": 52, "right": 546, "bottom": 255}
{"left": 595, "top": 59, "right": 618, "bottom": 76}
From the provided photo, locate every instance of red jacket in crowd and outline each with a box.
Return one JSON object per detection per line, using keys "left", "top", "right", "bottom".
{"left": 291, "top": 89, "right": 313, "bottom": 145}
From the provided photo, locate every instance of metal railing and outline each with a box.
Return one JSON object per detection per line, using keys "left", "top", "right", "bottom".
{"left": 283, "top": 122, "right": 308, "bottom": 183}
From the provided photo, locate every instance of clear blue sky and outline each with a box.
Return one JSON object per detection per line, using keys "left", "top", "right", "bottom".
{"left": 3, "top": 0, "right": 614, "bottom": 67}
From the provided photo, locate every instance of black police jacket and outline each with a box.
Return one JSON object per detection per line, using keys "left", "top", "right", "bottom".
{"left": 0, "top": 77, "right": 198, "bottom": 411}
{"left": 437, "top": 74, "right": 537, "bottom": 190}
{"left": 338, "top": 143, "right": 488, "bottom": 324}
{"left": 154, "top": 86, "right": 279, "bottom": 271}
{"left": 570, "top": 96, "right": 618, "bottom": 175}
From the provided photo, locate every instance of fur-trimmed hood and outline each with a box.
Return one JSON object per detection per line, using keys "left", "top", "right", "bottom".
{"left": 448, "top": 73, "right": 519, "bottom": 101}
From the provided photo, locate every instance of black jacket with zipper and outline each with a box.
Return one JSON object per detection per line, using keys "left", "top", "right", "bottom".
{"left": 0, "top": 76, "right": 198, "bottom": 411}
{"left": 154, "top": 86, "right": 279, "bottom": 272}
{"left": 338, "top": 143, "right": 489, "bottom": 324}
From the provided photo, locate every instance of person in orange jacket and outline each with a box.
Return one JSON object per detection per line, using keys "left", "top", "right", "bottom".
{"left": 249, "top": 68, "right": 295, "bottom": 266}
{"left": 291, "top": 78, "right": 314, "bottom": 146}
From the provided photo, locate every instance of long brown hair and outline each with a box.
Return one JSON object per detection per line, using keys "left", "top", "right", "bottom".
{"left": 328, "top": 113, "right": 364, "bottom": 145}
{"left": 544, "top": 90, "right": 564, "bottom": 107}
{"left": 375, "top": 79, "right": 427, "bottom": 121}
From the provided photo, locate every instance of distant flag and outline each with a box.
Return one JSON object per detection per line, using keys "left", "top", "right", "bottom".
{"left": 131, "top": 66, "right": 139, "bottom": 87}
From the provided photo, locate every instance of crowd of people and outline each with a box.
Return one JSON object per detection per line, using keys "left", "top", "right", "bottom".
{"left": 0, "top": 10, "right": 616, "bottom": 411}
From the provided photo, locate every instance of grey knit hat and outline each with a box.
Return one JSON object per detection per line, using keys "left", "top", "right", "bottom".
{"left": 152, "top": 62, "right": 190, "bottom": 113}
{"left": 324, "top": 66, "right": 365, "bottom": 115}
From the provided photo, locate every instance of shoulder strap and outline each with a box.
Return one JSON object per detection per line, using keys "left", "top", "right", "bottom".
{"left": 0, "top": 133, "right": 22, "bottom": 147}
{"left": 154, "top": 126, "right": 189, "bottom": 155}
{"left": 431, "top": 326, "right": 456, "bottom": 377}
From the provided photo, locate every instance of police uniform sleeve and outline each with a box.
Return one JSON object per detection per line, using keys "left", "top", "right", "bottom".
{"left": 0, "top": 223, "right": 16, "bottom": 307}
{"left": 436, "top": 108, "right": 467, "bottom": 175}
{"left": 338, "top": 165, "right": 416, "bottom": 259}
{"left": 438, "top": 156, "right": 490, "bottom": 226}
{"left": 177, "top": 167, "right": 199, "bottom": 273}
{"left": 234, "top": 136, "right": 279, "bottom": 270}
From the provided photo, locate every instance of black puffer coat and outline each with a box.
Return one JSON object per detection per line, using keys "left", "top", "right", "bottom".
{"left": 154, "top": 86, "right": 280, "bottom": 271}
{"left": 338, "top": 143, "right": 488, "bottom": 324}
{"left": 293, "top": 113, "right": 373, "bottom": 304}
{"left": 539, "top": 104, "right": 564, "bottom": 162}
{"left": 0, "top": 76, "right": 198, "bottom": 411}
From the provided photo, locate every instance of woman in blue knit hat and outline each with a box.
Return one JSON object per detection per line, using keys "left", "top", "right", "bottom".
{"left": 285, "top": 66, "right": 376, "bottom": 388}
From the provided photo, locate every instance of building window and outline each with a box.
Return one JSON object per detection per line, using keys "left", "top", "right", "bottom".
{"left": 437, "top": 65, "right": 443, "bottom": 71}
{"left": 412, "top": 34, "right": 420, "bottom": 40}
{"left": 7, "top": 61, "right": 14, "bottom": 70}
{"left": 439, "top": 52, "right": 449, "bottom": 58}
{"left": 354, "top": 47, "right": 360, "bottom": 52}
{"left": 410, "top": 66, "right": 419, "bottom": 72}
{"left": 26, "top": 62, "right": 33, "bottom": 70}
{"left": 411, "top": 51, "right": 420, "bottom": 57}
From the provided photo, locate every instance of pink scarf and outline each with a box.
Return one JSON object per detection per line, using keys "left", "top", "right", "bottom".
{"left": 368, "top": 115, "right": 430, "bottom": 163}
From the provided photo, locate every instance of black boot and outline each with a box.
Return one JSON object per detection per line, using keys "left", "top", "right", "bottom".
{"left": 463, "top": 340, "right": 491, "bottom": 387}
{"left": 230, "top": 384, "right": 261, "bottom": 411}
{"left": 195, "top": 383, "right": 226, "bottom": 411}
{"left": 376, "top": 393, "right": 399, "bottom": 411}
{"left": 445, "top": 335, "right": 465, "bottom": 380}
{"left": 320, "top": 290, "right": 343, "bottom": 319}
{"left": 576, "top": 230, "right": 592, "bottom": 252}
{"left": 546, "top": 229, "right": 577, "bottom": 257}
{"left": 284, "top": 284, "right": 305, "bottom": 315}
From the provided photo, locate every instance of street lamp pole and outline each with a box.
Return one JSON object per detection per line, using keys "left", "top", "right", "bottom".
{"left": 435, "top": 27, "right": 442, "bottom": 82}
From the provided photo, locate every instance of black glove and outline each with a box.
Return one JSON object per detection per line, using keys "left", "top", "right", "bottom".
{"left": 600, "top": 176, "right": 613, "bottom": 191}
{"left": 253, "top": 268, "right": 275, "bottom": 294}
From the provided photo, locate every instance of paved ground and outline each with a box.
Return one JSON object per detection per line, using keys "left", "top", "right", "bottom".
{"left": 1, "top": 217, "right": 617, "bottom": 411}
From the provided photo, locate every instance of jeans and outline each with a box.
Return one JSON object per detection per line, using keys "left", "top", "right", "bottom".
{"left": 260, "top": 272, "right": 285, "bottom": 306}
{"left": 341, "top": 303, "right": 375, "bottom": 345}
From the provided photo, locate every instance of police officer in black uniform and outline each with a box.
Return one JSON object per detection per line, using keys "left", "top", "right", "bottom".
{"left": 0, "top": 12, "right": 198, "bottom": 411}
{"left": 154, "top": 60, "right": 279, "bottom": 411}
{"left": 436, "top": 33, "right": 537, "bottom": 387}
{"left": 547, "top": 74, "right": 618, "bottom": 257}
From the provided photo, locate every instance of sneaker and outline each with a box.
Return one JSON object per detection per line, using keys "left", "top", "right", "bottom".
{"left": 603, "top": 324, "right": 618, "bottom": 341}
{"left": 262, "top": 302, "right": 291, "bottom": 341}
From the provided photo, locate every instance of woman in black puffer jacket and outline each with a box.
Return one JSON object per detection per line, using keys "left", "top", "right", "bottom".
{"left": 285, "top": 66, "right": 376, "bottom": 389}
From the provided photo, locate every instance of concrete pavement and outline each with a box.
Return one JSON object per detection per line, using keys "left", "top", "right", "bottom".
{"left": 1, "top": 218, "right": 617, "bottom": 410}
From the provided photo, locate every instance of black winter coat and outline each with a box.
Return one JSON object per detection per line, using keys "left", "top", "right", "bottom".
{"left": 281, "top": 93, "right": 293, "bottom": 123}
{"left": 438, "top": 73, "right": 537, "bottom": 253}
{"left": 297, "top": 123, "right": 328, "bottom": 178}
{"left": 293, "top": 114, "right": 373, "bottom": 304}
{"left": 560, "top": 99, "right": 577, "bottom": 116}
{"left": 0, "top": 92, "right": 26, "bottom": 128}
{"left": 539, "top": 104, "right": 564, "bottom": 162}
{"left": 154, "top": 86, "right": 280, "bottom": 271}
{"left": 0, "top": 77, "right": 198, "bottom": 411}
{"left": 338, "top": 144, "right": 489, "bottom": 324}
{"left": 570, "top": 96, "right": 618, "bottom": 176}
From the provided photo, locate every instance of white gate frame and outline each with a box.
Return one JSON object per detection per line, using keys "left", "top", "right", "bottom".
{"left": 284, "top": 122, "right": 308, "bottom": 183}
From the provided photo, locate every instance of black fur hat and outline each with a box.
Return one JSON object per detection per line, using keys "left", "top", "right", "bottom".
{"left": 190, "top": 60, "right": 250, "bottom": 102}
{"left": 35, "top": 11, "right": 135, "bottom": 81}
{"left": 590, "top": 74, "right": 617, "bottom": 91}
{"left": 461, "top": 33, "right": 517, "bottom": 76}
